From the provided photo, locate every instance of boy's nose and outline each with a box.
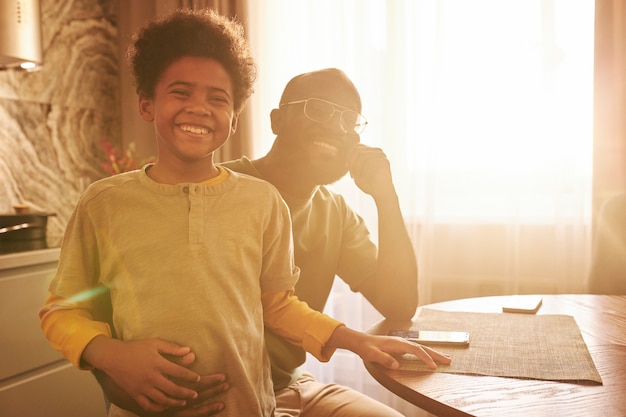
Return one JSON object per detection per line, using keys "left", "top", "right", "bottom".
{"left": 187, "top": 102, "right": 211, "bottom": 115}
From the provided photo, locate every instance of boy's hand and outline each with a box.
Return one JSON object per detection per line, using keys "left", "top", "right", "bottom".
{"left": 83, "top": 336, "right": 204, "bottom": 412}
{"left": 328, "top": 326, "right": 452, "bottom": 369}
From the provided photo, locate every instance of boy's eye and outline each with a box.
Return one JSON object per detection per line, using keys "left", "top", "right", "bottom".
{"left": 209, "top": 96, "right": 229, "bottom": 104}
{"left": 172, "top": 89, "right": 190, "bottom": 97}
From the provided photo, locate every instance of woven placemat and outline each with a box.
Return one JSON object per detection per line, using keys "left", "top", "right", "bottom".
{"left": 397, "top": 308, "right": 602, "bottom": 384}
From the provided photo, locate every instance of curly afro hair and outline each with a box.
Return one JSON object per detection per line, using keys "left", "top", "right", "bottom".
{"left": 127, "top": 8, "right": 256, "bottom": 113}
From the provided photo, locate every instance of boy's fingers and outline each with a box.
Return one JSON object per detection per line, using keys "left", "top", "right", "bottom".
{"left": 162, "top": 361, "right": 202, "bottom": 384}
{"left": 154, "top": 338, "right": 193, "bottom": 356}
{"left": 390, "top": 339, "right": 441, "bottom": 369}
{"left": 422, "top": 345, "right": 453, "bottom": 364}
{"left": 164, "top": 351, "right": 196, "bottom": 367}
{"left": 414, "top": 350, "right": 438, "bottom": 369}
{"left": 195, "top": 373, "right": 227, "bottom": 389}
{"left": 409, "top": 343, "right": 452, "bottom": 368}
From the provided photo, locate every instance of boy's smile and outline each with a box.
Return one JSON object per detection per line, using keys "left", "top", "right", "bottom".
{"left": 139, "top": 56, "right": 237, "bottom": 180}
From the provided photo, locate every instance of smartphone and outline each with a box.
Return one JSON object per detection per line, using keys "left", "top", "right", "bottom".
{"left": 502, "top": 295, "right": 543, "bottom": 314}
{"left": 388, "top": 330, "right": 470, "bottom": 347}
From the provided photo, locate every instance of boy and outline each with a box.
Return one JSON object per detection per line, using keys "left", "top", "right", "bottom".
{"left": 39, "top": 9, "right": 450, "bottom": 417}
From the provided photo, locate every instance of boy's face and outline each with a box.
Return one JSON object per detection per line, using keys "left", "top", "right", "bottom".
{"left": 139, "top": 56, "right": 237, "bottom": 166}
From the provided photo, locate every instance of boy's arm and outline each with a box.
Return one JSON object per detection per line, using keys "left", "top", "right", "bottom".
{"left": 262, "top": 289, "right": 451, "bottom": 368}
{"left": 262, "top": 288, "right": 342, "bottom": 361}
{"left": 39, "top": 292, "right": 204, "bottom": 413}
{"left": 82, "top": 335, "right": 202, "bottom": 413}
{"left": 324, "top": 325, "right": 450, "bottom": 370}
{"left": 39, "top": 292, "right": 112, "bottom": 368}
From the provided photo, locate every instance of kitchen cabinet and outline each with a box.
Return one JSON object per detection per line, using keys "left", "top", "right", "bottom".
{"left": 0, "top": 248, "right": 107, "bottom": 417}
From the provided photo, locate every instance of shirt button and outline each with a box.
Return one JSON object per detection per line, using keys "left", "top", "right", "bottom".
{"left": 183, "top": 186, "right": 189, "bottom": 193}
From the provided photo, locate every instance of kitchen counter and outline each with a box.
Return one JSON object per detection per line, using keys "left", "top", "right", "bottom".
{"left": 0, "top": 247, "right": 61, "bottom": 270}
{"left": 0, "top": 246, "right": 107, "bottom": 416}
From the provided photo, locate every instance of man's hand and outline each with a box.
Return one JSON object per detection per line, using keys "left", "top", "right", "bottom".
{"left": 164, "top": 374, "right": 229, "bottom": 416}
{"left": 346, "top": 143, "right": 394, "bottom": 199}
{"left": 327, "top": 326, "right": 452, "bottom": 370}
{"left": 83, "top": 336, "right": 204, "bottom": 413}
{"left": 134, "top": 373, "right": 229, "bottom": 417}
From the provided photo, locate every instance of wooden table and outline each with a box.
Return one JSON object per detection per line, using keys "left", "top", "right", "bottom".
{"left": 365, "top": 294, "right": 626, "bottom": 417}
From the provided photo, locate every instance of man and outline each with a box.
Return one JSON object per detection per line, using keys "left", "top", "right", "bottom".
{"left": 221, "top": 67, "right": 418, "bottom": 416}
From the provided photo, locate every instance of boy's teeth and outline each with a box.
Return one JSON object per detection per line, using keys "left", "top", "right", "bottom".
{"left": 181, "top": 125, "right": 209, "bottom": 134}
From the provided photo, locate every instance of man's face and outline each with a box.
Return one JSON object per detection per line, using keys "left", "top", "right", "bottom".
{"left": 139, "top": 56, "right": 237, "bottom": 166}
{"left": 276, "top": 76, "right": 362, "bottom": 185}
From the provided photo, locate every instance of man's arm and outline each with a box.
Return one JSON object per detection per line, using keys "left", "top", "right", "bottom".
{"left": 93, "top": 361, "right": 229, "bottom": 417}
{"left": 346, "top": 143, "right": 418, "bottom": 319}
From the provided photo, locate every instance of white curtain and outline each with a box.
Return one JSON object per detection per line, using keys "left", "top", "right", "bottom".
{"left": 246, "top": 1, "right": 594, "bottom": 414}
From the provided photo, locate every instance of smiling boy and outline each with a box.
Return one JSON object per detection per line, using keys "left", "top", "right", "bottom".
{"left": 39, "top": 9, "right": 450, "bottom": 417}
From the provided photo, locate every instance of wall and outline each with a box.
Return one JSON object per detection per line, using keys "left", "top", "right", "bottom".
{"left": 0, "top": 0, "right": 121, "bottom": 242}
{"left": 593, "top": 0, "right": 626, "bottom": 225}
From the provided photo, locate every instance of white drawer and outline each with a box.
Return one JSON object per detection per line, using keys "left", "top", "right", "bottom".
{"left": 0, "top": 361, "right": 107, "bottom": 417}
{"left": 0, "top": 261, "right": 62, "bottom": 380}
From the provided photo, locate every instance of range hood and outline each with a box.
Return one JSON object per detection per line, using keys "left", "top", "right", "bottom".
{"left": 0, "top": 0, "right": 42, "bottom": 71}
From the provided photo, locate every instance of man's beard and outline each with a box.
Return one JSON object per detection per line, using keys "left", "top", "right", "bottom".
{"left": 279, "top": 133, "right": 352, "bottom": 186}
{"left": 302, "top": 155, "right": 349, "bottom": 186}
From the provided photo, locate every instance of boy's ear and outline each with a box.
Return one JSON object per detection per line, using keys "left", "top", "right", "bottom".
{"left": 270, "top": 108, "right": 283, "bottom": 134}
{"left": 230, "top": 115, "right": 239, "bottom": 135}
{"left": 138, "top": 95, "right": 154, "bottom": 122}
